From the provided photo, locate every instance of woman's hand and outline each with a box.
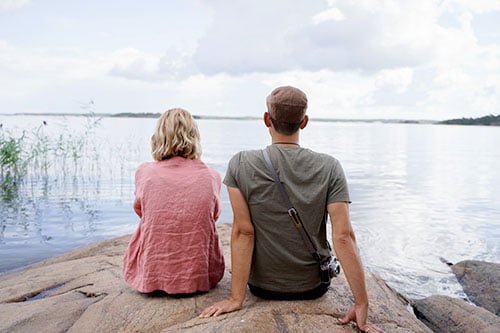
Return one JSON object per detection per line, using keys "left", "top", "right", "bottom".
{"left": 199, "top": 298, "right": 242, "bottom": 318}
{"left": 340, "top": 304, "right": 384, "bottom": 333}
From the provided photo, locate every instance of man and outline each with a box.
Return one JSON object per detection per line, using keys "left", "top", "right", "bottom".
{"left": 201, "top": 86, "right": 382, "bottom": 333}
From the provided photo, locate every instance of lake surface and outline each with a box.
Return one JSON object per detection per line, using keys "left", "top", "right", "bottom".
{"left": 0, "top": 115, "right": 499, "bottom": 300}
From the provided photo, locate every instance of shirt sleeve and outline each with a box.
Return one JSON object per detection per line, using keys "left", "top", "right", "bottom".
{"left": 327, "top": 160, "right": 351, "bottom": 204}
{"left": 223, "top": 152, "right": 241, "bottom": 188}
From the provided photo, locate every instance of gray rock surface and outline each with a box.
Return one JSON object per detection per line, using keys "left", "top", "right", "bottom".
{"left": 413, "top": 295, "right": 500, "bottom": 333}
{"left": 452, "top": 260, "right": 500, "bottom": 315}
{"left": 0, "top": 224, "right": 430, "bottom": 333}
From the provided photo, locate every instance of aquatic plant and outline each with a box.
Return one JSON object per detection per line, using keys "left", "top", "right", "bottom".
{"left": 0, "top": 112, "right": 102, "bottom": 201}
{"left": 0, "top": 136, "right": 23, "bottom": 176}
{"left": 0, "top": 130, "right": 28, "bottom": 200}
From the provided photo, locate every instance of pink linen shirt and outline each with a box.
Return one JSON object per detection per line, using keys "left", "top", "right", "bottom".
{"left": 123, "top": 157, "right": 225, "bottom": 293}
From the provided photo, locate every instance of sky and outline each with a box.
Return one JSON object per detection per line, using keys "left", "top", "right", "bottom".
{"left": 0, "top": 0, "right": 499, "bottom": 120}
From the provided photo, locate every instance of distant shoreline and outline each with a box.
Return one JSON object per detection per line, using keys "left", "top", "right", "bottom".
{"left": 436, "top": 114, "right": 500, "bottom": 126}
{"left": 1, "top": 112, "right": 439, "bottom": 125}
{"left": 3, "top": 112, "right": 500, "bottom": 126}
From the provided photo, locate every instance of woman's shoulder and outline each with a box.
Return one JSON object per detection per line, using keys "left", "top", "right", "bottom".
{"left": 136, "top": 161, "right": 155, "bottom": 172}
{"left": 195, "top": 160, "right": 221, "bottom": 182}
{"left": 135, "top": 161, "right": 156, "bottom": 177}
{"left": 208, "top": 167, "right": 221, "bottom": 183}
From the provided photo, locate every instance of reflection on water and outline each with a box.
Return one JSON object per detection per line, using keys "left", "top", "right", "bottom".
{"left": 0, "top": 116, "right": 499, "bottom": 301}
{"left": 312, "top": 122, "right": 500, "bottom": 299}
{"left": 0, "top": 173, "right": 137, "bottom": 272}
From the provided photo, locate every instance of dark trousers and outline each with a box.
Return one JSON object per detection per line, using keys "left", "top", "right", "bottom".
{"left": 248, "top": 282, "right": 329, "bottom": 300}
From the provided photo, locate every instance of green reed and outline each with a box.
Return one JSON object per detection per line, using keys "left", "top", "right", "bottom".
{"left": 0, "top": 131, "right": 27, "bottom": 200}
{"left": 0, "top": 113, "right": 102, "bottom": 201}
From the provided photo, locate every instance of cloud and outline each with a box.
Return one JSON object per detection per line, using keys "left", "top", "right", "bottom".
{"left": 108, "top": 48, "right": 162, "bottom": 81}
{"left": 108, "top": 47, "right": 195, "bottom": 82}
{"left": 191, "top": 0, "right": 500, "bottom": 76}
{"left": 0, "top": 0, "right": 29, "bottom": 11}
{"left": 293, "top": 1, "right": 443, "bottom": 71}
{"left": 192, "top": 0, "right": 447, "bottom": 74}
{"left": 192, "top": 0, "right": 323, "bottom": 75}
{"left": 0, "top": 41, "right": 107, "bottom": 80}
{"left": 442, "top": 0, "right": 500, "bottom": 13}
{"left": 311, "top": 7, "right": 345, "bottom": 25}
{"left": 0, "top": 1, "right": 499, "bottom": 120}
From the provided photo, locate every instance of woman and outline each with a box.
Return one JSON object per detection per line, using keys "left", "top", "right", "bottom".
{"left": 123, "top": 108, "right": 225, "bottom": 294}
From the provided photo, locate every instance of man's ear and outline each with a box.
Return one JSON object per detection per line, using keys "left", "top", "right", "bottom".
{"left": 264, "top": 112, "right": 272, "bottom": 128}
{"left": 299, "top": 115, "right": 309, "bottom": 129}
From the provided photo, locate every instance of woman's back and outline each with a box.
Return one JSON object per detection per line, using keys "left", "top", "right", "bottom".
{"left": 123, "top": 108, "right": 225, "bottom": 295}
{"left": 139, "top": 158, "right": 220, "bottom": 230}
{"left": 124, "top": 158, "right": 224, "bottom": 294}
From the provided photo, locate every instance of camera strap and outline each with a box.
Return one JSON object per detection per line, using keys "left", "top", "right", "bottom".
{"left": 262, "top": 147, "right": 322, "bottom": 262}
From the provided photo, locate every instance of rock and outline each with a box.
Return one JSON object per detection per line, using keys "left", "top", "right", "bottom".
{"left": 413, "top": 295, "right": 500, "bottom": 333}
{"left": 0, "top": 224, "right": 430, "bottom": 333}
{"left": 451, "top": 260, "right": 500, "bottom": 315}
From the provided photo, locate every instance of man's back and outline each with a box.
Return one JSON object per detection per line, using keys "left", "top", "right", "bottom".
{"left": 224, "top": 144, "right": 350, "bottom": 292}
{"left": 201, "top": 85, "right": 383, "bottom": 333}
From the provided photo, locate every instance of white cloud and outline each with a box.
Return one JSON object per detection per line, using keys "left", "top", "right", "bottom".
{"left": 191, "top": 0, "right": 498, "bottom": 75}
{"left": 0, "top": 1, "right": 499, "bottom": 120}
{"left": 192, "top": 0, "right": 323, "bottom": 75}
{"left": 376, "top": 68, "right": 414, "bottom": 94}
{"left": 0, "top": 0, "right": 29, "bottom": 11}
{"left": 108, "top": 48, "right": 162, "bottom": 81}
{"left": 312, "top": 7, "right": 345, "bottom": 24}
{"left": 442, "top": 0, "right": 500, "bottom": 13}
{"left": 191, "top": 1, "right": 448, "bottom": 73}
{"left": 108, "top": 47, "right": 195, "bottom": 82}
{"left": 0, "top": 41, "right": 107, "bottom": 80}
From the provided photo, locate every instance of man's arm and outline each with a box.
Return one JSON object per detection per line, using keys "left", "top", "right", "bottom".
{"left": 200, "top": 185, "right": 254, "bottom": 317}
{"left": 328, "top": 202, "right": 383, "bottom": 333}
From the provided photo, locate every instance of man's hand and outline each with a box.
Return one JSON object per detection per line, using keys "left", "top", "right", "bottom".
{"left": 199, "top": 298, "right": 242, "bottom": 318}
{"left": 340, "top": 304, "right": 384, "bottom": 333}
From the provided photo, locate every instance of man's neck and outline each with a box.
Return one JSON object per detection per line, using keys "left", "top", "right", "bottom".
{"left": 271, "top": 132, "right": 300, "bottom": 147}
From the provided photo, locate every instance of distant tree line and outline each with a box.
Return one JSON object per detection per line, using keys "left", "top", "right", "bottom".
{"left": 111, "top": 113, "right": 161, "bottom": 118}
{"left": 438, "top": 114, "right": 500, "bottom": 126}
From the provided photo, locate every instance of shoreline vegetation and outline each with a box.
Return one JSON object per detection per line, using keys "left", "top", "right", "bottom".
{"left": 0, "top": 112, "right": 436, "bottom": 124}
{"left": 436, "top": 114, "right": 500, "bottom": 126}
{"left": 3, "top": 112, "right": 500, "bottom": 126}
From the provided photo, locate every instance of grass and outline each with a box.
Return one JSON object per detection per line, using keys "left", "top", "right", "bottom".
{"left": 0, "top": 113, "right": 102, "bottom": 201}
{"left": 0, "top": 131, "right": 27, "bottom": 200}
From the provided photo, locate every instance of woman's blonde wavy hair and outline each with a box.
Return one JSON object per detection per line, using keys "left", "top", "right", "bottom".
{"left": 151, "top": 108, "right": 201, "bottom": 161}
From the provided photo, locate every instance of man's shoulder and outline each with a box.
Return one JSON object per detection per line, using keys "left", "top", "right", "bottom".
{"left": 228, "top": 147, "right": 342, "bottom": 169}
{"left": 228, "top": 149, "right": 263, "bottom": 164}
{"left": 301, "top": 148, "right": 340, "bottom": 166}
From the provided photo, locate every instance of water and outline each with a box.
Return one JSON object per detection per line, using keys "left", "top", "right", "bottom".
{"left": 0, "top": 115, "right": 499, "bottom": 300}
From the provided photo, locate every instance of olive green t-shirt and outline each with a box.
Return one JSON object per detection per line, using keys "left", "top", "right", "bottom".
{"left": 224, "top": 145, "right": 350, "bottom": 292}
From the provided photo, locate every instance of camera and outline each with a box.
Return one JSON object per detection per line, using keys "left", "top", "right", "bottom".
{"left": 320, "top": 256, "right": 341, "bottom": 283}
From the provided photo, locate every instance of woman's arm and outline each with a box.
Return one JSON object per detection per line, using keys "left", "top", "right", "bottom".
{"left": 133, "top": 197, "right": 142, "bottom": 218}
